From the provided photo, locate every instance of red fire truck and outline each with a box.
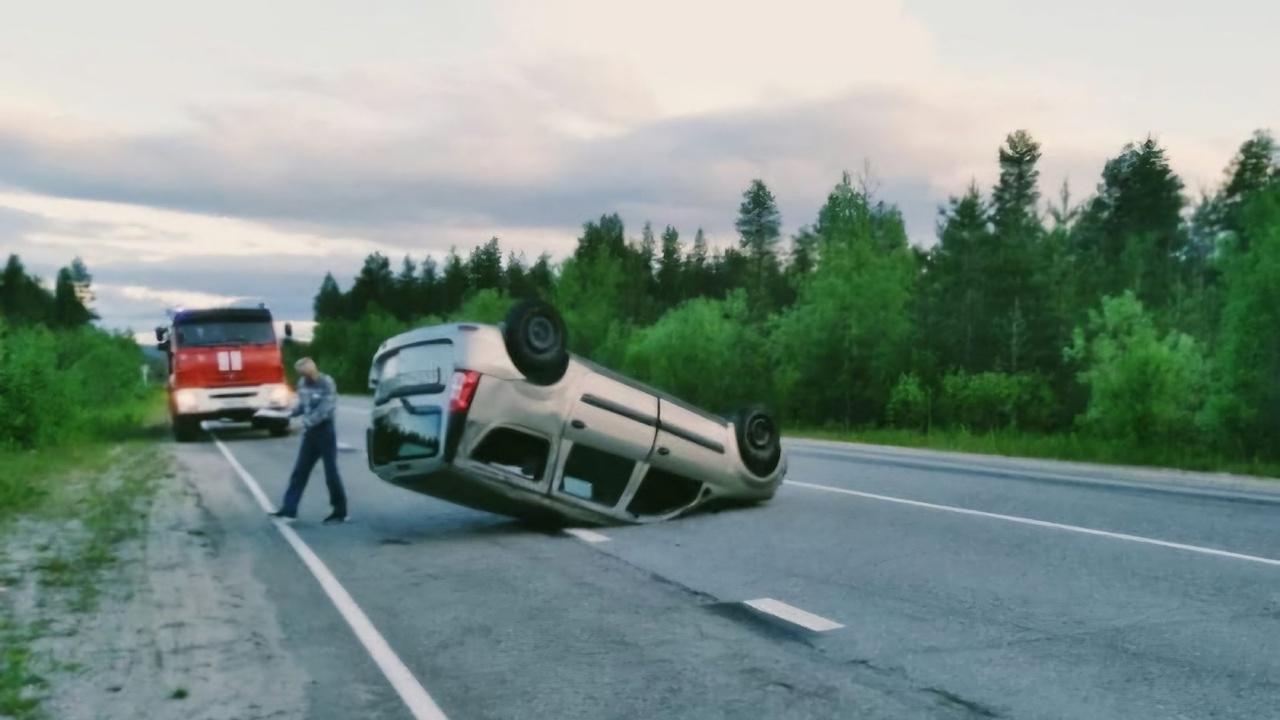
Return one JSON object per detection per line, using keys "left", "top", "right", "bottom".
{"left": 156, "top": 303, "right": 294, "bottom": 441}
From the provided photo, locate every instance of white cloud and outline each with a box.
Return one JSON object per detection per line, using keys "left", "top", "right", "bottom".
{"left": 111, "top": 284, "right": 244, "bottom": 309}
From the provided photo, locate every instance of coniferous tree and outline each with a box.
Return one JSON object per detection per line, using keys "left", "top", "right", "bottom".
{"left": 926, "top": 184, "right": 992, "bottom": 371}
{"left": 468, "top": 237, "right": 504, "bottom": 293}
{"left": 1194, "top": 130, "right": 1279, "bottom": 255}
{"left": 639, "top": 222, "right": 657, "bottom": 275}
{"left": 735, "top": 179, "right": 783, "bottom": 309}
{"left": 528, "top": 253, "right": 555, "bottom": 298}
{"left": 418, "top": 256, "right": 440, "bottom": 316}
{"left": 1073, "top": 137, "right": 1187, "bottom": 312}
{"left": 52, "top": 266, "right": 94, "bottom": 327}
{"left": 683, "top": 228, "right": 711, "bottom": 299}
{"left": 988, "top": 130, "right": 1055, "bottom": 372}
{"left": 393, "top": 255, "right": 418, "bottom": 320}
{"left": 313, "top": 273, "right": 346, "bottom": 321}
{"left": 506, "top": 251, "right": 533, "bottom": 299}
{"left": 440, "top": 249, "right": 469, "bottom": 313}
{"left": 656, "top": 225, "right": 683, "bottom": 306}
{"left": 347, "top": 253, "right": 395, "bottom": 317}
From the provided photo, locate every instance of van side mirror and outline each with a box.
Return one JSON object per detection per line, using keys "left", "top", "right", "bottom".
{"left": 154, "top": 326, "right": 167, "bottom": 342}
{"left": 284, "top": 322, "right": 294, "bottom": 341}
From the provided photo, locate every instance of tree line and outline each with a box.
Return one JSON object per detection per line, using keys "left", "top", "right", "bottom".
{"left": 0, "top": 256, "right": 146, "bottom": 450}
{"left": 310, "top": 129, "right": 1280, "bottom": 462}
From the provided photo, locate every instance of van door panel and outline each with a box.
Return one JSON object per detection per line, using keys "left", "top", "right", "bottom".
{"left": 562, "top": 373, "right": 658, "bottom": 460}
{"left": 650, "top": 400, "right": 729, "bottom": 481}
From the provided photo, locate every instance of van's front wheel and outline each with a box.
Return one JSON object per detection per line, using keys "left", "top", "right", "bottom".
{"left": 734, "top": 406, "right": 781, "bottom": 476}
{"left": 502, "top": 300, "right": 569, "bottom": 385}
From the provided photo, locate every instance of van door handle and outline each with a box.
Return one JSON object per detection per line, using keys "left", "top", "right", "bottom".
{"left": 657, "top": 447, "right": 670, "bottom": 456}
{"left": 571, "top": 419, "right": 586, "bottom": 430}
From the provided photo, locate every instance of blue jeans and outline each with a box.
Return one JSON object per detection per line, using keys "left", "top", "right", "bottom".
{"left": 280, "top": 420, "right": 347, "bottom": 516}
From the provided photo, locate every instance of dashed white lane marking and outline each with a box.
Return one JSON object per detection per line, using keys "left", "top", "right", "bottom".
{"left": 787, "top": 480, "right": 1280, "bottom": 568}
{"left": 212, "top": 436, "right": 450, "bottom": 720}
{"left": 744, "top": 598, "right": 844, "bottom": 632}
{"left": 563, "top": 528, "right": 610, "bottom": 543}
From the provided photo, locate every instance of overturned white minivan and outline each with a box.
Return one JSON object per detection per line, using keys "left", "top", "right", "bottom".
{"left": 364, "top": 301, "right": 785, "bottom": 525}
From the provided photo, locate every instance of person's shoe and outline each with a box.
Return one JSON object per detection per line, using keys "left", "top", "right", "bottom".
{"left": 269, "top": 510, "right": 297, "bottom": 521}
{"left": 322, "top": 512, "right": 348, "bottom": 525}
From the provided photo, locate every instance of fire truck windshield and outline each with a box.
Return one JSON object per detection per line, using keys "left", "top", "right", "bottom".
{"left": 175, "top": 318, "right": 276, "bottom": 347}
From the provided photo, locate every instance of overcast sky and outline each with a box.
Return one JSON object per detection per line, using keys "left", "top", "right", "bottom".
{"left": 1, "top": 0, "right": 1275, "bottom": 335}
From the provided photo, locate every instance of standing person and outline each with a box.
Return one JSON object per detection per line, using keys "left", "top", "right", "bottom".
{"left": 271, "top": 357, "right": 348, "bottom": 523}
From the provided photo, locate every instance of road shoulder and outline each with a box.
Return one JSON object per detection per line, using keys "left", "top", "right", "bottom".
{"left": 0, "top": 444, "right": 306, "bottom": 720}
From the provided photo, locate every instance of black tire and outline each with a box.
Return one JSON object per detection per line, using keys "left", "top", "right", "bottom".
{"left": 502, "top": 299, "right": 570, "bottom": 385}
{"left": 734, "top": 406, "right": 781, "bottom": 476}
{"left": 172, "top": 417, "right": 200, "bottom": 443}
{"left": 268, "top": 425, "right": 291, "bottom": 437}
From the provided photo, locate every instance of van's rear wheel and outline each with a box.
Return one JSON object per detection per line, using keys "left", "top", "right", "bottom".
{"left": 502, "top": 300, "right": 569, "bottom": 385}
{"left": 734, "top": 406, "right": 781, "bottom": 476}
{"left": 172, "top": 417, "right": 200, "bottom": 443}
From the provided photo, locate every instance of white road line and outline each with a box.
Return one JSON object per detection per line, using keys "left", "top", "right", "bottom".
{"left": 743, "top": 598, "right": 844, "bottom": 632}
{"left": 212, "top": 436, "right": 450, "bottom": 720}
{"left": 563, "top": 528, "right": 610, "bottom": 543}
{"left": 787, "top": 480, "right": 1280, "bottom": 568}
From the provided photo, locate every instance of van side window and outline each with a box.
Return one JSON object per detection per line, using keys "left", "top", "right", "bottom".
{"left": 627, "top": 467, "right": 702, "bottom": 516}
{"left": 471, "top": 428, "right": 550, "bottom": 481}
{"left": 560, "top": 444, "right": 633, "bottom": 507}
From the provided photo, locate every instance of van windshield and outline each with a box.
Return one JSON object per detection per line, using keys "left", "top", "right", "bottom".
{"left": 176, "top": 319, "right": 276, "bottom": 347}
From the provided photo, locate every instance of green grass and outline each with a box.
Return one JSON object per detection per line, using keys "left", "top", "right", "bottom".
{"left": 792, "top": 426, "right": 1280, "bottom": 479}
{"left": 0, "top": 390, "right": 168, "bottom": 718}
{"left": 0, "top": 390, "right": 167, "bottom": 523}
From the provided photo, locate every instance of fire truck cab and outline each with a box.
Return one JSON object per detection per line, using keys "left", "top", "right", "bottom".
{"left": 156, "top": 303, "right": 294, "bottom": 442}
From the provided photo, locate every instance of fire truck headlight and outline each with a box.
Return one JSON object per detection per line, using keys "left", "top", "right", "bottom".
{"left": 173, "top": 389, "right": 199, "bottom": 413}
{"left": 266, "top": 384, "right": 292, "bottom": 408}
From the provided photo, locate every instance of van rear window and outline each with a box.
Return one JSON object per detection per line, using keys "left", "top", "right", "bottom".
{"left": 370, "top": 411, "right": 441, "bottom": 464}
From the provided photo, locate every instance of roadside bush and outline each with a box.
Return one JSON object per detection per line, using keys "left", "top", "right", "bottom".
{"left": 618, "top": 291, "right": 769, "bottom": 415}
{"left": 0, "top": 323, "right": 146, "bottom": 449}
{"left": 1066, "top": 292, "right": 1207, "bottom": 446}
{"left": 887, "top": 373, "right": 930, "bottom": 430}
{"left": 937, "top": 371, "right": 1054, "bottom": 432}
{"left": 447, "top": 289, "right": 510, "bottom": 325}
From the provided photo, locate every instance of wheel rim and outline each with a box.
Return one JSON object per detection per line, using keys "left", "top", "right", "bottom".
{"left": 747, "top": 416, "right": 774, "bottom": 449}
{"left": 526, "top": 315, "right": 558, "bottom": 354}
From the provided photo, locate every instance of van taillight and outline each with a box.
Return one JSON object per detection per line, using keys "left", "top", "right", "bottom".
{"left": 449, "top": 370, "right": 481, "bottom": 413}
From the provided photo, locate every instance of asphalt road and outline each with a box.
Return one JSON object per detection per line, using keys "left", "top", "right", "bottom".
{"left": 172, "top": 396, "right": 1280, "bottom": 720}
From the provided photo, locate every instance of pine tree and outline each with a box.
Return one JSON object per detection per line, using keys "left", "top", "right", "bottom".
{"left": 656, "top": 225, "right": 683, "bottom": 306}
{"left": 468, "top": 237, "right": 504, "bottom": 292}
{"left": 419, "top": 256, "right": 440, "bottom": 315}
{"left": 926, "top": 184, "right": 991, "bottom": 371}
{"left": 575, "top": 214, "right": 627, "bottom": 261}
{"left": 506, "top": 251, "right": 533, "bottom": 299}
{"left": 1195, "top": 130, "right": 1279, "bottom": 254}
{"left": 991, "top": 130, "right": 1042, "bottom": 240}
{"left": 52, "top": 266, "right": 95, "bottom": 327}
{"left": 441, "top": 249, "right": 468, "bottom": 313}
{"left": 639, "top": 222, "right": 657, "bottom": 275}
{"left": 683, "top": 228, "right": 710, "bottom": 299}
{"left": 528, "top": 253, "right": 555, "bottom": 298}
{"left": 1073, "top": 137, "right": 1187, "bottom": 311}
{"left": 393, "top": 255, "right": 418, "bottom": 320}
{"left": 347, "top": 253, "right": 395, "bottom": 317}
{"left": 988, "top": 130, "right": 1056, "bottom": 373}
{"left": 735, "top": 179, "right": 782, "bottom": 309}
{"left": 313, "top": 273, "right": 346, "bottom": 321}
